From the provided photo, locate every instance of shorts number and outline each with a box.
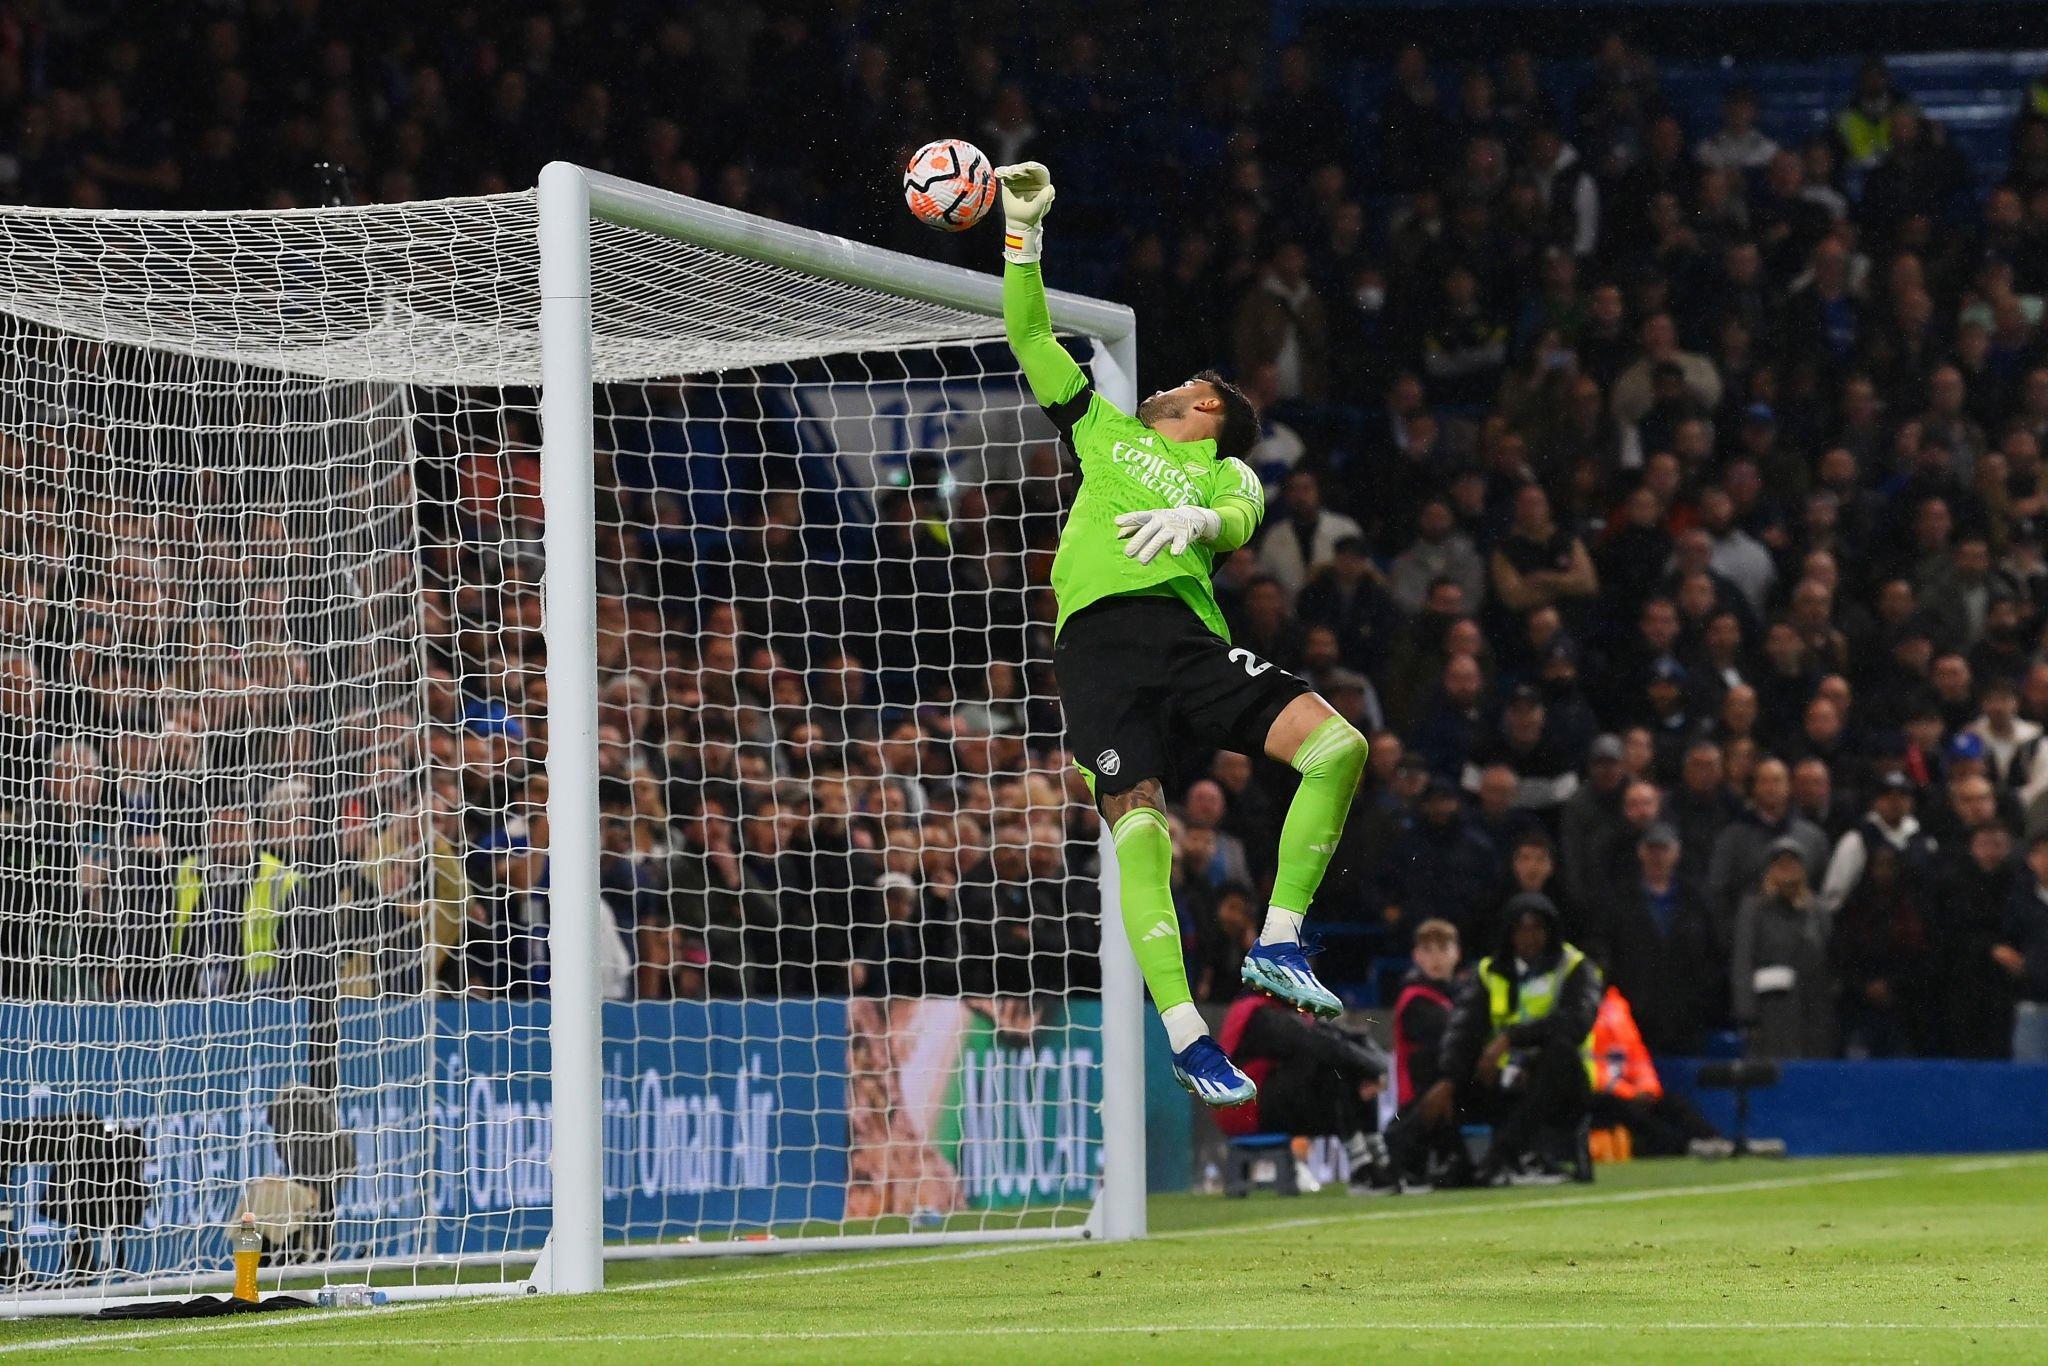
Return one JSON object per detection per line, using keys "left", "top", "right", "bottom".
{"left": 1228, "top": 648, "right": 1271, "bottom": 677}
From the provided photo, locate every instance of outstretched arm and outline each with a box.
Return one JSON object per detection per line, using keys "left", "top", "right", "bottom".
{"left": 996, "top": 162, "right": 1088, "bottom": 409}
{"left": 1003, "top": 260, "right": 1087, "bottom": 409}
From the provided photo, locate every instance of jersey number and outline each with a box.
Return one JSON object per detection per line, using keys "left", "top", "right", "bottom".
{"left": 1228, "top": 648, "right": 1272, "bottom": 677}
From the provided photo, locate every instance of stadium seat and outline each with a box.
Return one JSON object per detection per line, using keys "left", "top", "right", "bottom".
{"left": 1222, "top": 1133, "right": 1300, "bottom": 1198}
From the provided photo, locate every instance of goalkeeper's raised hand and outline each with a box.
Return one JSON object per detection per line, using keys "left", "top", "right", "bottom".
{"left": 995, "top": 161, "right": 1054, "bottom": 264}
{"left": 1115, "top": 505, "right": 1223, "bottom": 565}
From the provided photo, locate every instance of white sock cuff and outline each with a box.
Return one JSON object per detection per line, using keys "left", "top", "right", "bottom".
{"left": 1258, "top": 908, "right": 1306, "bottom": 946}
{"left": 1162, "top": 1002, "right": 1206, "bottom": 1053}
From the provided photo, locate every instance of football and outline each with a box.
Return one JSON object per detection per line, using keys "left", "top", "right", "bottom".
{"left": 903, "top": 137, "right": 997, "bottom": 231}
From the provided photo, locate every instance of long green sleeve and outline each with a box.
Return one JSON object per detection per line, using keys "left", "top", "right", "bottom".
{"left": 1211, "top": 496, "right": 1259, "bottom": 552}
{"left": 1003, "top": 260, "right": 1088, "bottom": 408}
{"left": 1206, "top": 455, "right": 1265, "bottom": 551}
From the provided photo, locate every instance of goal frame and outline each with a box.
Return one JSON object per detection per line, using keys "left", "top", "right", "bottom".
{"left": 535, "top": 161, "right": 1147, "bottom": 1295}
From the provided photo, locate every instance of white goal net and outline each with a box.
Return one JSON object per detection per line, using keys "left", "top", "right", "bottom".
{"left": 0, "top": 169, "right": 1142, "bottom": 1310}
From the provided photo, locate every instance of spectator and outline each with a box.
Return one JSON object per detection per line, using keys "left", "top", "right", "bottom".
{"left": 1611, "top": 313, "right": 1724, "bottom": 429}
{"left": 1996, "top": 831, "right": 2048, "bottom": 1061}
{"left": 1597, "top": 823, "right": 1717, "bottom": 1053}
{"left": 1422, "top": 265, "right": 1510, "bottom": 409}
{"left": 1559, "top": 734, "right": 1628, "bottom": 915}
{"left": 1707, "top": 758, "right": 1830, "bottom": 948}
{"left": 1233, "top": 573, "right": 1308, "bottom": 674}
{"left": 1732, "top": 838, "right": 1839, "bottom": 1058}
{"left": 1193, "top": 883, "right": 1260, "bottom": 1004}
{"left": 1490, "top": 485, "right": 1599, "bottom": 618}
{"left": 1526, "top": 125, "right": 1600, "bottom": 259}
{"left": 1815, "top": 771, "right": 1934, "bottom": 918}
{"left": 1933, "top": 822, "right": 2018, "bottom": 1057}
{"left": 1695, "top": 486, "right": 1778, "bottom": 615}
{"left": 1831, "top": 842, "right": 1937, "bottom": 1056}
{"left": 1259, "top": 472, "right": 1367, "bottom": 599}
{"left": 1295, "top": 538, "right": 1397, "bottom": 676}
{"left": 1463, "top": 685, "right": 1581, "bottom": 819}
{"left": 1233, "top": 241, "right": 1328, "bottom": 401}
{"left": 1383, "top": 777, "right": 1499, "bottom": 942}
{"left": 1412, "top": 653, "right": 1489, "bottom": 780}
{"left": 1179, "top": 781, "right": 1253, "bottom": 889}
{"left": 1386, "top": 503, "right": 1486, "bottom": 617}
{"left": 1696, "top": 86, "right": 1780, "bottom": 174}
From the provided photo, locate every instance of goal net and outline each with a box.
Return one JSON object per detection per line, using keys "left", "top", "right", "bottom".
{"left": 0, "top": 167, "right": 1143, "bottom": 1310}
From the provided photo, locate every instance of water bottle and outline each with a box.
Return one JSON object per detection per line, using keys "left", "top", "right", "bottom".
{"left": 231, "top": 1213, "right": 262, "bottom": 1302}
{"left": 316, "top": 1285, "right": 389, "bottom": 1309}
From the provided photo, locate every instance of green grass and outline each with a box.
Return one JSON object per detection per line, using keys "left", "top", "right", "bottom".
{"left": 3, "top": 1154, "right": 2045, "bottom": 1362}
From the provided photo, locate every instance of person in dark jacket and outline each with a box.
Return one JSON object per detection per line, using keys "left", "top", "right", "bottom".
{"left": 1596, "top": 823, "right": 1719, "bottom": 1052}
{"left": 1398, "top": 892, "right": 1602, "bottom": 1184}
{"left": 1380, "top": 778, "right": 1499, "bottom": 942}
{"left": 1932, "top": 822, "right": 2017, "bottom": 1057}
{"left": 1995, "top": 830, "right": 2048, "bottom": 1061}
{"left": 1558, "top": 734, "right": 1629, "bottom": 918}
{"left": 1213, "top": 990, "right": 1386, "bottom": 1182}
{"left": 1829, "top": 842, "right": 1938, "bottom": 1056}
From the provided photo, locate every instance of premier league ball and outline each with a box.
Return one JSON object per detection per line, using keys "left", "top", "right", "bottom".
{"left": 903, "top": 138, "right": 997, "bottom": 232}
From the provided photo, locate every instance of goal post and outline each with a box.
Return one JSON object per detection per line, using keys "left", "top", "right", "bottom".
{"left": 539, "top": 161, "right": 1146, "bottom": 1289}
{"left": 0, "top": 161, "right": 1144, "bottom": 1313}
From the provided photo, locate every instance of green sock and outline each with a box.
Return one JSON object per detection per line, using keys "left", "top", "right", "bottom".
{"left": 1110, "top": 807, "right": 1194, "bottom": 1014}
{"left": 1269, "top": 716, "right": 1369, "bottom": 920}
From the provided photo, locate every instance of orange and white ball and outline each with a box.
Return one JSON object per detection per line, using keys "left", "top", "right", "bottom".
{"left": 903, "top": 138, "right": 997, "bottom": 232}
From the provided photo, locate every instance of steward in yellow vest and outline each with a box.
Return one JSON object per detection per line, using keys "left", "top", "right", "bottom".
{"left": 1834, "top": 60, "right": 1903, "bottom": 170}
{"left": 169, "top": 848, "right": 301, "bottom": 992}
{"left": 1413, "top": 892, "right": 1602, "bottom": 1184}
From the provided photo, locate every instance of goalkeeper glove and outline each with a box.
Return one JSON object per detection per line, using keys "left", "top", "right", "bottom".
{"left": 994, "top": 161, "right": 1055, "bottom": 264}
{"left": 1116, "top": 505, "right": 1222, "bottom": 565}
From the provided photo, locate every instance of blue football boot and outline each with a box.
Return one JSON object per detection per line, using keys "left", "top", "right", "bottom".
{"left": 1169, "top": 1036, "right": 1258, "bottom": 1108}
{"left": 1241, "top": 938, "right": 1344, "bottom": 1019}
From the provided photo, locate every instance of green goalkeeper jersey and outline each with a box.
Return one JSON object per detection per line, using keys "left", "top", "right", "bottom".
{"left": 1003, "top": 261, "right": 1264, "bottom": 640}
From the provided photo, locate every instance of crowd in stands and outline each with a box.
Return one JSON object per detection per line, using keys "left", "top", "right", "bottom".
{"left": 6, "top": 2, "right": 2048, "bottom": 1061}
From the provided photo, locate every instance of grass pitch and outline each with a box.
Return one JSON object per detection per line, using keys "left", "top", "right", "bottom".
{"left": 2, "top": 1153, "right": 2044, "bottom": 1363}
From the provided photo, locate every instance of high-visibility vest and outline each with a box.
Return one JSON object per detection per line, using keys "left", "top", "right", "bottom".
{"left": 1834, "top": 106, "right": 1892, "bottom": 166}
{"left": 1592, "top": 986, "right": 1662, "bottom": 1100}
{"left": 1477, "top": 943, "right": 1597, "bottom": 1085}
{"left": 171, "top": 853, "right": 298, "bottom": 981}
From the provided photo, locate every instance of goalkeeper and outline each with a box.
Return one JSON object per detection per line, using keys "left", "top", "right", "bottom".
{"left": 996, "top": 162, "right": 1366, "bottom": 1107}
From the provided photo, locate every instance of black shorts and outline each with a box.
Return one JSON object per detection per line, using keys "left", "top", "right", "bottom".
{"left": 1054, "top": 594, "right": 1313, "bottom": 796}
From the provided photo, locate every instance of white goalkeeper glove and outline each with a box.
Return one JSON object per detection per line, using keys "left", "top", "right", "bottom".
{"left": 1116, "top": 505, "right": 1222, "bottom": 565}
{"left": 994, "top": 161, "right": 1055, "bottom": 264}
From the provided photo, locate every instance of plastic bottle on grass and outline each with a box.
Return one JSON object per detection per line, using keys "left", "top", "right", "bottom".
{"left": 315, "top": 1286, "right": 388, "bottom": 1309}
{"left": 231, "top": 1213, "right": 262, "bottom": 1302}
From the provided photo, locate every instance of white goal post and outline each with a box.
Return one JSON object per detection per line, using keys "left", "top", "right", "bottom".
{"left": 0, "top": 161, "right": 1144, "bottom": 1313}
{"left": 533, "top": 164, "right": 1147, "bottom": 1291}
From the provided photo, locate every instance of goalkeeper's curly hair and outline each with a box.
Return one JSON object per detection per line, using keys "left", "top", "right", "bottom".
{"left": 1194, "top": 369, "right": 1260, "bottom": 463}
